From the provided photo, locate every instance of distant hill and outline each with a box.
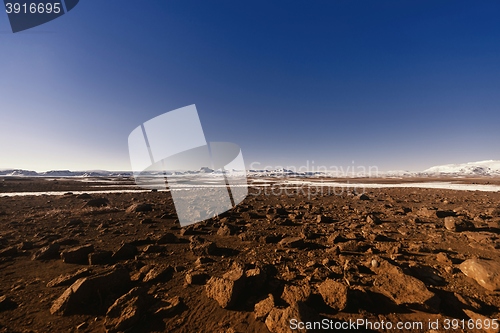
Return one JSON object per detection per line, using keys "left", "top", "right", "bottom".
{"left": 422, "top": 160, "right": 500, "bottom": 176}
{"left": 2, "top": 160, "right": 500, "bottom": 178}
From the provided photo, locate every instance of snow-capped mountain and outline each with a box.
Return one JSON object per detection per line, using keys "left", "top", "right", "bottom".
{"left": 2, "top": 160, "right": 500, "bottom": 178}
{"left": 423, "top": 160, "right": 500, "bottom": 176}
{"left": 0, "top": 169, "right": 132, "bottom": 177}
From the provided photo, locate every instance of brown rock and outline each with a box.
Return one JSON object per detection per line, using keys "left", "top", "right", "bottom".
{"left": 316, "top": 214, "right": 329, "bottom": 223}
{"left": 317, "top": 279, "right": 348, "bottom": 311}
{"left": 190, "top": 240, "right": 218, "bottom": 256}
{"left": 417, "top": 207, "right": 438, "bottom": 218}
{"left": 50, "top": 267, "right": 130, "bottom": 315}
{"left": 281, "top": 282, "right": 311, "bottom": 305}
{"left": 205, "top": 263, "right": 246, "bottom": 309}
{"left": 366, "top": 214, "right": 381, "bottom": 224}
{"left": 444, "top": 216, "right": 473, "bottom": 232}
{"left": 254, "top": 294, "right": 274, "bottom": 320}
{"left": 126, "top": 203, "right": 153, "bottom": 213}
{"left": 47, "top": 268, "right": 92, "bottom": 288}
{"left": 104, "top": 287, "right": 153, "bottom": 333}
{"left": 61, "top": 244, "right": 94, "bottom": 264}
{"left": 373, "top": 266, "right": 440, "bottom": 311}
{"left": 142, "top": 265, "right": 173, "bottom": 283}
{"left": 278, "top": 237, "right": 305, "bottom": 249}
{"left": 217, "top": 224, "right": 233, "bottom": 236}
{"left": 156, "top": 233, "right": 178, "bottom": 244}
{"left": 142, "top": 244, "right": 165, "bottom": 254}
{"left": 32, "top": 244, "right": 60, "bottom": 260}
{"left": 153, "top": 296, "right": 183, "bottom": 316}
{"left": 84, "top": 197, "right": 109, "bottom": 208}
{"left": 459, "top": 259, "right": 500, "bottom": 291}
{"left": 112, "top": 243, "right": 137, "bottom": 260}
{"left": 246, "top": 266, "right": 267, "bottom": 290}
{"left": 185, "top": 270, "right": 209, "bottom": 285}
{"left": 88, "top": 251, "right": 113, "bottom": 265}
{"left": 357, "top": 193, "right": 370, "bottom": 200}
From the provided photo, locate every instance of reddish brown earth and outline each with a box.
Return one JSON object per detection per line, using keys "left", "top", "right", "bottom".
{"left": 0, "top": 177, "right": 499, "bottom": 333}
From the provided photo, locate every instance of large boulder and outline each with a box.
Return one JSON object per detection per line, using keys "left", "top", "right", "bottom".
{"left": 32, "top": 244, "right": 60, "bottom": 260}
{"left": 205, "top": 263, "right": 246, "bottom": 309}
{"left": 61, "top": 244, "right": 94, "bottom": 264}
{"left": 254, "top": 294, "right": 274, "bottom": 320}
{"left": 50, "top": 267, "right": 130, "bottom": 315}
{"left": 317, "top": 279, "right": 348, "bottom": 311}
{"left": 444, "top": 216, "right": 474, "bottom": 231}
{"left": 104, "top": 287, "right": 153, "bottom": 333}
{"left": 373, "top": 262, "right": 440, "bottom": 311}
{"left": 281, "top": 282, "right": 311, "bottom": 305}
{"left": 459, "top": 259, "right": 500, "bottom": 291}
{"left": 47, "top": 268, "right": 92, "bottom": 288}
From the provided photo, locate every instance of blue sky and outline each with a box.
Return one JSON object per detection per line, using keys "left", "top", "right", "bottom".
{"left": 1, "top": 1, "right": 499, "bottom": 172}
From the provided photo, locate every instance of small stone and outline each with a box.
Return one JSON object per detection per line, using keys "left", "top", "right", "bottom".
{"left": 357, "top": 194, "right": 370, "bottom": 200}
{"left": 444, "top": 217, "right": 473, "bottom": 232}
{"left": 436, "top": 252, "right": 452, "bottom": 265}
{"left": 366, "top": 214, "right": 381, "bottom": 224}
{"left": 190, "top": 240, "right": 218, "bottom": 256}
{"left": 142, "top": 244, "right": 164, "bottom": 254}
{"left": 195, "top": 256, "right": 214, "bottom": 266}
{"left": 84, "top": 197, "right": 109, "bottom": 208}
{"left": 126, "top": 203, "right": 153, "bottom": 213}
{"left": 316, "top": 215, "right": 329, "bottom": 223}
{"left": 76, "top": 322, "right": 88, "bottom": 330}
{"left": 217, "top": 225, "right": 232, "bottom": 236}
{"left": 278, "top": 237, "right": 305, "bottom": 249}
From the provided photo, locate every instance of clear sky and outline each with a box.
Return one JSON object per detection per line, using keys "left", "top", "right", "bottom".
{"left": 1, "top": 1, "right": 499, "bottom": 172}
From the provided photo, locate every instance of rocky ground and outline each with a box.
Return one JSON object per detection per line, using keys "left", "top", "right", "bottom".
{"left": 0, "top": 178, "right": 499, "bottom": 332}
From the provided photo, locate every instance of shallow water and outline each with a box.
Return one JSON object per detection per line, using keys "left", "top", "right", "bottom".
{"left": 1, "top": 181, "right": 498, "bottom": 197}
{"left": 283, "top": 180, "right": 500, "bottom": 192}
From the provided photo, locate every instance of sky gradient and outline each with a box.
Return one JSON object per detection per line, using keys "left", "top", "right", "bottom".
{"left": 1, "top": 1, "right": 499, "bottom": 172}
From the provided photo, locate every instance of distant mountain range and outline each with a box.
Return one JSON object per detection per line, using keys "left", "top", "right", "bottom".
{"left": 422, "top": 160, "right": 500, "bottom": 176}
{"left": 1, "top": 160, "right": 500, "bottom": 177}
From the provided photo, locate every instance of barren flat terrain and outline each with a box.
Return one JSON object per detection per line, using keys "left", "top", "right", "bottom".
{"left": 0, "top": 177, "right": 499, "bottom": 332}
